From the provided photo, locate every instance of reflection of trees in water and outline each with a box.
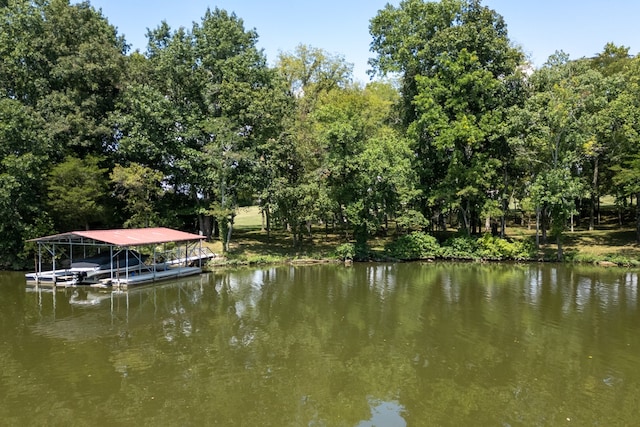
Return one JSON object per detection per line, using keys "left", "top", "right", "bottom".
{"left": 2, "top": 265, "right": 640, "bottom": 425}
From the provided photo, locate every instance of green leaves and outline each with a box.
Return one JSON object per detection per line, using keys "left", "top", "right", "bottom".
{"left": 384, "top": 231, "right": 534, "bottom": 260}
{"left": 385, "top": 231, "right": 439, "bottom": 260}
{"left": 370, "top": 0, "right": 524, "bottom": 235}
{"left": 111, "top": 163, "right": 164, "bottom": 228}
{"left": 110, "top": 7, "right": 290, "bottom": 240}
{"left": 612, "top": 155, "right": 640, "bottom": 195}
{"left": 3, "top": 0, "right": 640, "bottom": 267}
{"left": 47, "top": 155, "right": 109, "bottom": 231}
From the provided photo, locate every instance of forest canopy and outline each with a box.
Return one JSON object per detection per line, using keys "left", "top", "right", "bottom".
{"left": 1, "top": 0, "right": 640, "bottom": 268}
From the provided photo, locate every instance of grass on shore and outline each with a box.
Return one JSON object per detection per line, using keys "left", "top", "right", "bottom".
{"left": 508, "top": 208, "right": 640, "bottom": 265}
{"left": 204, "top": 205, "right": 640, "bottom": 267}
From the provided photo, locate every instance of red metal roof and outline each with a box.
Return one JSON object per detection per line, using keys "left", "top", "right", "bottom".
{"left": 29, "top": 227, "right": 205, "bottom": 246}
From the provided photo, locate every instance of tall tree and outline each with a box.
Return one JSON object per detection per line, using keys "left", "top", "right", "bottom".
{"left": 510, "top": 54, "right": 597, "bottom": 259}
{"left": 42, "top": 0, "right": 126, "bottom": 158}
{"left": 264, "top": 45, "right": 354, "bottom": 245}
{"left": 113, "top": 8, "right": 288, "bottom": 250}
{"left": 609, "top": 55, "right": 640, "bottom": 241}
{"left": 313, "top": 84, "right": 420, "bottom": 244}
{"left": 0, "top": 99, "right": 53, "bottom": 268}
{"left": 0, "top": 0, "right": 124, "bottom": 266}
{"left": 0, "top": 0, "right": 126, "bottom": 159}
{"left": 369, "top": 0, "right": 525, "bottom": 234}
{"left": 582, "top": 55, "right": 628, "bottom": 230}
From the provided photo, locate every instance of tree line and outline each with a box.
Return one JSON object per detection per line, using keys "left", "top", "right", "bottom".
{"left": 2, "top": 0, "right": 640, "bottom": 268}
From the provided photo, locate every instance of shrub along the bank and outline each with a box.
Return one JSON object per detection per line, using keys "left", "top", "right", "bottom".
{"left": 334, "top": 242, "right": 372, "bottom": 261}
{"left": 384, "top": 232, "right": 536, "bottom": 261}
{"left": 474, "top": 234, "right": 536, "bottom": 261}
{"left": 384, "top": 232, "right": 440, "bottom": 260}
{"left": 334, "top": 243, "right": 356, "bottom": 261}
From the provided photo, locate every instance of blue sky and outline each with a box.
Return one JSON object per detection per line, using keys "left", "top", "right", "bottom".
{"left": 85, "top": 0, "right": 640, "bottom": 83}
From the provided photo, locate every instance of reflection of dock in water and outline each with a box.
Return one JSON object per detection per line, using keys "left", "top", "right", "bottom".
{"left": 28, "top": 273, "right": 212, "bottom": 340}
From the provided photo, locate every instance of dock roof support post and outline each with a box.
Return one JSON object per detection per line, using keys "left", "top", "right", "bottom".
{"left": 153, "top": 246, "right": 157, "bottom": 280}
{"left": 125, "top": 247, "right": 130, "bottom": 284}
{"left": 52, "top": 243, "right": 56, "bottom": 285}
{"left": 37, "top": 243, "right": 42, "bottom": 284}
{"left": 110, "top": 246, "right": 114, "bottom": 283}
{"left": 183, "top": 241, "right": 188, "bottom": 271}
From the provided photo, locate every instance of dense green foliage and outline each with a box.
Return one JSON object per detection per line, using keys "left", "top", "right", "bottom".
{"left": 384, "top": 231, "right": 534, "bottom": 261}
{"left": 2, "top": 0, "right": 640, "bottom": 268}
{"left": 385, "top": 232, "right": 440, "bottom": 260}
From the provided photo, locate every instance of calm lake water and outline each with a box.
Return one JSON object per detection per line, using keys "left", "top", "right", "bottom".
{"left": 1, "top": 262, "right": 639, "bottom": 426}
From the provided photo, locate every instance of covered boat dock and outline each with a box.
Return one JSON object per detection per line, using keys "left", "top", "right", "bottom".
{"left": 26, "top": 227, "right": 216, "bottom": 289}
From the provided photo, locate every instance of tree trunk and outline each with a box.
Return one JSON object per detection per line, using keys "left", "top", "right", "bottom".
{"left": 535, "top": 207, "right": 540, "bottom": 249}
{"left": 618, "top": 205, "right": 623, "bottom": 227}
{"left": 589, "top": 156, "right": 598, "bottom": 231}
{"left": 213, "top": 218, "right": 219, "bottom": 239}
{"left": 461, "top": 211, "right": 470, "bottom": 234}
{"left": 500, "top": 198, "right": 507, "bottom": 238}
{"left": 198, "top": 214, "right": 212, "bottom": 240}
{"left": 501, "top": 167, "right": 509, "bottom": 238}
{"left": 265, "top": 205, "right": 271, "bottom": 237}
{"left": 636, "top": 192, "right": 640, "bottom": 244}
{"left": 570, "top": 212, "right": 574, "bottom": 233}
{"left": 225, "top": 219, "right": 234, "bottom": 253}
{"left": 448, "top": 208, "right": 455, "bottom": 229}
{"left": 471, "top": 207, "right": 479, "bottom": 235}
{"left": 557, "top": 235, "right": 563, "bottom": 261}
{"left": 461, "top": 200, "right": 471, "bottom": 235}
{"left": 589, "top": 194, "right": 595, "bottom": 231}
{"left": 541, "top": 206, "right": 547, "bottom": 244}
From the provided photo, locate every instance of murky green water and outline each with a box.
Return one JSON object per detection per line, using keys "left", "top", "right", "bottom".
{"left": 1, "top": 262, "right": 639, "bottom": 426}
